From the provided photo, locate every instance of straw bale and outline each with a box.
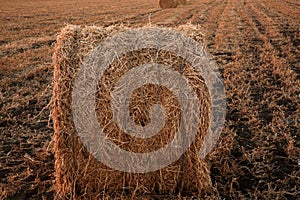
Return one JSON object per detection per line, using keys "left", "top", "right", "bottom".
{"left": 52, "top": 24, "right": 212, "bottom": 199}
{"left": 158, "top": 0, "right": 178, "bottom": 9}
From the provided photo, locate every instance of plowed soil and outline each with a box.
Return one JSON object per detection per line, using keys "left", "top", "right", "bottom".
{"left": 0, "top": 0, "right": 299, "bottom": 199}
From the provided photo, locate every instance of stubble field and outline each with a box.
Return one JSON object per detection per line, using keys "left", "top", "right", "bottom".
{"left": 0, "top": 0, "right": 299, "bottom": 199}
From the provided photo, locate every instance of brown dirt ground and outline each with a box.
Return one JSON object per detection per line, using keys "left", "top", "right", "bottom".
{"left": 0, "top": 0, "right": 299, "bottom": 199}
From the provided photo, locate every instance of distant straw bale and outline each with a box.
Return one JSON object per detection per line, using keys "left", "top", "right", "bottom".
{"left": 158, "top": 0, "right": 178, "bottom": 9}
{"left": 52, "top": 24, "right": 212, "bottom": 199}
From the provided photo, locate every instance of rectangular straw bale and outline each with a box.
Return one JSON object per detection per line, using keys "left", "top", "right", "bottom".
{"left": 52, "top": 24, "right": 212, "bottom": 199}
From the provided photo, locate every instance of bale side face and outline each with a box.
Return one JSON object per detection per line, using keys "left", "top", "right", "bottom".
{"left": 52, "top": 24, "right": 212, "bottom": 199}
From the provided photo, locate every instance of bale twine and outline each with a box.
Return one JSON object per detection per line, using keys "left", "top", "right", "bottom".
{"left": 158, "top": 0, "right": 178, "bottom": 9}
{"left": 52, "top": 24, "right": 212, "bottom": 199}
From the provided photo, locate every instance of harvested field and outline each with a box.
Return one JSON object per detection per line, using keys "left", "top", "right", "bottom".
{"left": 0, "top": 0, "right": 299, "bottom": 199}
